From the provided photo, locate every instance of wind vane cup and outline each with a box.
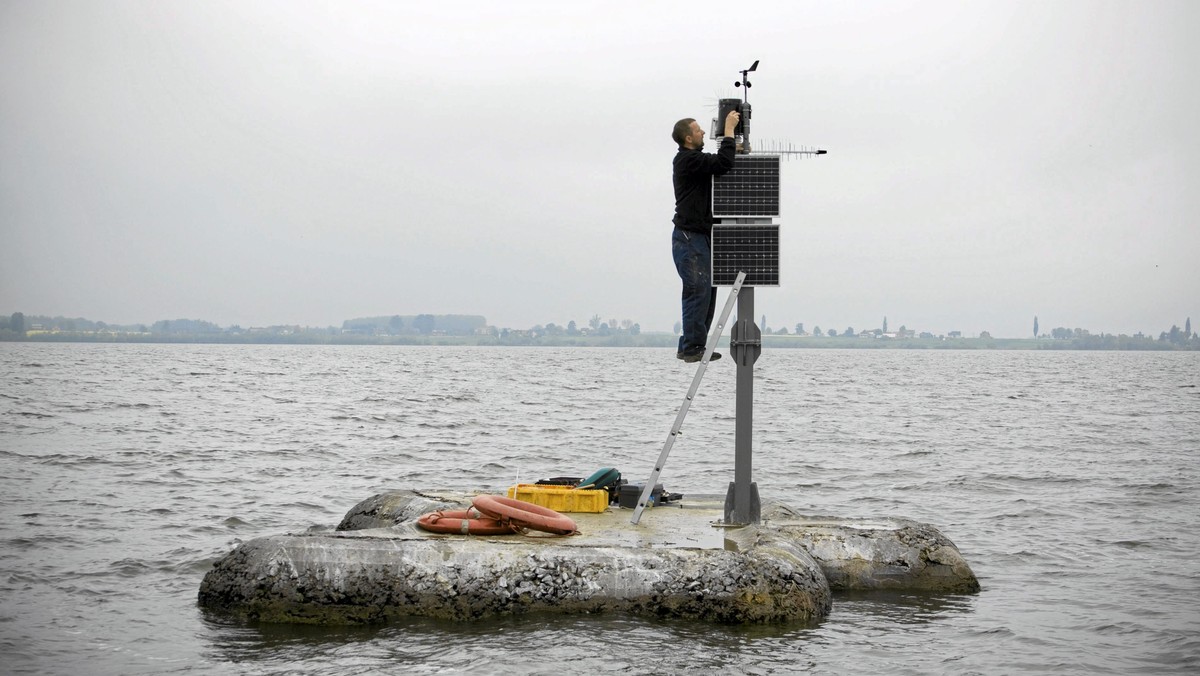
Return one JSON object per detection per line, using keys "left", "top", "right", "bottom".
{"left": 632, "top": 61, "right": 826, "bottom": 526}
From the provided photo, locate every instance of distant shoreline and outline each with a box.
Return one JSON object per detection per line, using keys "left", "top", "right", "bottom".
{"left": 2, "top": 333, "right": 1196, "bottom": 351}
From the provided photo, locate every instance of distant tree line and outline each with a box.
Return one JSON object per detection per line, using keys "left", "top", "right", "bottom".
{"left": 341, "top": 314, "right": 487, "bottom": 336}
{"left": 1034, "top": 320, "right": 1198, "bottom": 350}
{"left": 2, "top": 311, "right": 1197, "bottom": 350}
{"left": 1, "top": 312, "right": 147, "bottom": 335}
{"left": 152, "top": 318, "right": 222, "bottom": 334}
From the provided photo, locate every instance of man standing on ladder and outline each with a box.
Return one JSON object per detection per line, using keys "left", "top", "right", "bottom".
{"left": 671, "top": 109, "right": 740, "bottom": 363}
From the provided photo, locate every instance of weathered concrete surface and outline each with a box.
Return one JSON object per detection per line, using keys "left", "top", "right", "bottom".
{"left": 198, "top": 527, "right": 829, "bottom": 625}
{"left": 201, "top": 491, "right": 830, "bottom": 625}
{"left": 762, "top": 502, "right": 980, "bottom": 593}
{"left": 336, "top": 491, "right": 979, "bottom": 593}
{"left": 199, "top": 489, "right": 978, "bottom": 625}
{"left": 334, "top": 490, "right": 461, "bottom": 531}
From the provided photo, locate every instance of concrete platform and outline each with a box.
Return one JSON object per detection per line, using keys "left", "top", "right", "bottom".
{"left": 197, "top": 490, "right": 978, "bottom": 625}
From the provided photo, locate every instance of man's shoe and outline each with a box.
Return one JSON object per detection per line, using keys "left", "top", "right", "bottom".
{"left": 676, "top": 349, "right": 721, "bottom": 363}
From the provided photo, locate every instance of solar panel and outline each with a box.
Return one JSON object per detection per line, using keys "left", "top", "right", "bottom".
{"left": 711, "top": 224, "right": 780, "bottom": 287}
{"left": 712, "top": 155, "right": 780, "bottom": 218}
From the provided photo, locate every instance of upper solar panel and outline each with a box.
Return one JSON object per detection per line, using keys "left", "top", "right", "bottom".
{"left": 712, "top": 155, "right": 781, "bottom": 218}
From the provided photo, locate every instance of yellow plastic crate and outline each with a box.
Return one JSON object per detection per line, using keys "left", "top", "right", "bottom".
{"left": 506, "top": 484, "right": 610, "bottom": 513}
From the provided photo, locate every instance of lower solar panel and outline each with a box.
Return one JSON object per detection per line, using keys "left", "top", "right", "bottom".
{"left": 711, "top": 224, "right": 780, "bottom": 287}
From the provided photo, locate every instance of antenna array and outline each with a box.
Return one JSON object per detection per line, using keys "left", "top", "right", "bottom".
{"left": 755, "top": 140, "right": 828, "bottom": 158}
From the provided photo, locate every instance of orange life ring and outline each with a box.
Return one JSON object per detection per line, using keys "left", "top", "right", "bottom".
{"left": 416, "top": 509, "right": 518, "bottom": 536}
{"left": 471, "top": 495, "right": 578, "bottom": 535}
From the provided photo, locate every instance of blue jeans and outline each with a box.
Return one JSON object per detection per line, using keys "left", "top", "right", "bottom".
{"left": 672, "top": 227, "right": 717, "bottom": 354}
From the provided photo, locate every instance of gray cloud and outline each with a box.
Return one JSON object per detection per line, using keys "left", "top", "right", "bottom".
{"left": 2, "top": 0, "right": 1196, "bottom": 337}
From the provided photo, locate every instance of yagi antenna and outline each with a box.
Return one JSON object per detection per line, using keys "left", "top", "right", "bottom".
{"left": 756, "top": 140, "right": 829, "bottom": 159}
{"left": 733, "top": 59, "right": 758, "bottom": 104}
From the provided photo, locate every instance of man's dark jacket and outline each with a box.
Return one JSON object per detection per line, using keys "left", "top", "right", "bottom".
{"left": 672, "top": 136, "right": 736, "bottom": 235}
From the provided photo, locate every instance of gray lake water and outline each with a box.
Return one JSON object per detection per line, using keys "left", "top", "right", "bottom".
{"left": 1, "top": 343, "right": 1197, "bottom": 674}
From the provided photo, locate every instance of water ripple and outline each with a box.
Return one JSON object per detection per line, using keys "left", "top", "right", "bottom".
{"left": 1, "top": 344, "right": 1197, "bottom": 674}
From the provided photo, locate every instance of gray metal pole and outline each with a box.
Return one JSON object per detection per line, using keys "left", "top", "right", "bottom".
{"left": 725, "top": 286, "right": 761, "bottom": 524}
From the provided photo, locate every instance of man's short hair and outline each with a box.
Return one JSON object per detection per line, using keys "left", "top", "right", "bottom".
{"left": 672, "top": 118, "right": 696, "bottom": 146}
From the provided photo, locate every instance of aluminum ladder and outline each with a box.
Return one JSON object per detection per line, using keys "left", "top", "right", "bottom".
{"left": 630, "top": 271, "right": 746, "bottom": 525}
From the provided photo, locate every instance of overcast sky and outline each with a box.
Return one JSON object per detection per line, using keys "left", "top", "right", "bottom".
{"left": 2, "top": 0, "right": 1196, "bottom": 337}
